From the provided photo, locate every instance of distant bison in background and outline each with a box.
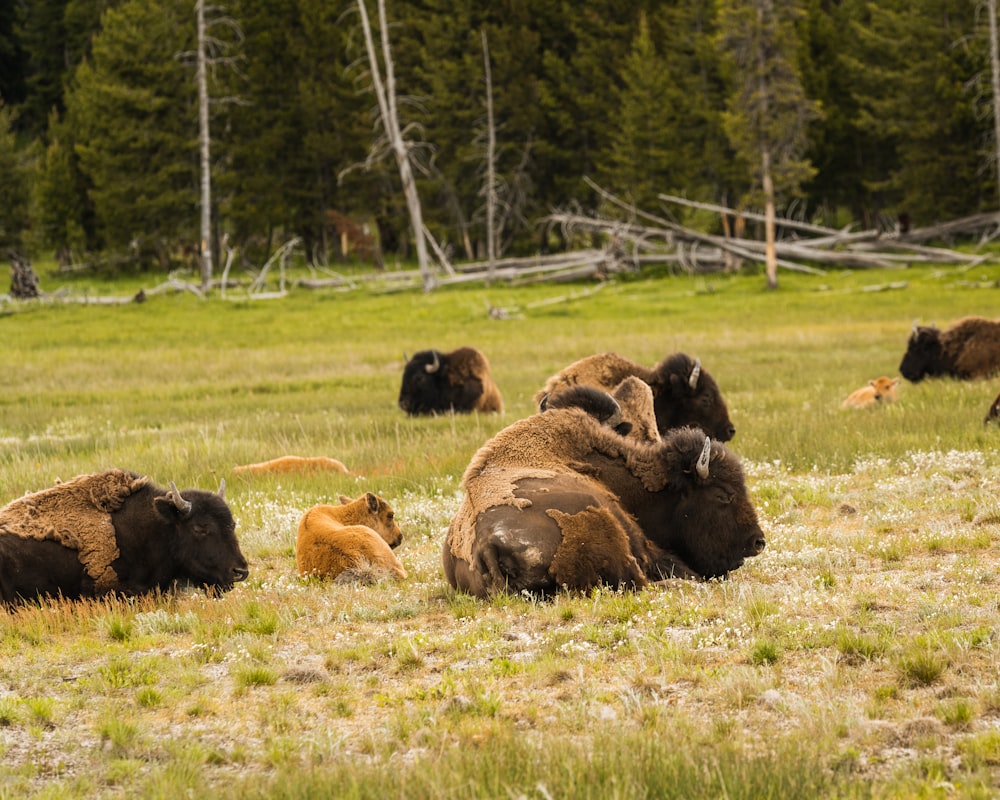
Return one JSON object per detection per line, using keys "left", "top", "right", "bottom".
{"left": 0, "top": 470, "right": 248, "bottom": 603}
{"left": 534, "top": 351, "right": 735, "bottom": 441}
{"left": 984, "top": 389, "right": 1000, "bottom": 425}
{"left": 841, "top": 376, "right": 900, "bottom": 409}
{"left": 899, "top": 317, "right": 1000, "bottom": 382}
{"left": 398, "top": 346, "right": 503, "bottom": 416}
{"left": 296, "top": 492, "right": 406, "bottom": 582}
{"left": 442, "top": 404, "right": 765, "bottom": 598}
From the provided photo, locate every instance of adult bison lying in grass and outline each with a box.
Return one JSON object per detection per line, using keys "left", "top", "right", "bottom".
{"left": 899, "top": 317, "right": 1000, "bottom": 382}
{"left": 534, "top": 351, "right": 735, "bottom": 441}
{"left": 442, "top": 398, "right": 764, "bottom": 598}
{"left": 398, "top": 346, "right": 503, "bottom": 416}
{"left": 0, "top": 469, "right": 248, "bottom": 603}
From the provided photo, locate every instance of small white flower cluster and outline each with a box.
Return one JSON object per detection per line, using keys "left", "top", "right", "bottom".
{"left": 133, "top": 609, "right": 199, "bottom": 635}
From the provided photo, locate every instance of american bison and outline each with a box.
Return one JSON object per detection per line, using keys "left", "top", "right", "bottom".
{"left": 398, "top": 346, "right": 503, "bottom": 416}
{"left": 442, "top": 404, "right": 765, "bottom": 598}
{"left": 984, "top": 389, "right": 1000, "bottom": 425}
{"left": 841, "top": 376, "right": 900, "bottom": 409}
{"left": 0, "top": 469, "right": 248, "bottom": 603}
{"left": 296, "top": 492, "right": 406, "bottom": 582}
{"left": 899, "top": 317, "right": 1000, "bottom": 382}
{"left": 534, "top": 351, "right": 735, "bottom": 441}
{"left": 540, "top": 377, "right": 661, "bottom": 443}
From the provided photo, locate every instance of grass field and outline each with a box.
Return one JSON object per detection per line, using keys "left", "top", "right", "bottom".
{"left": 2, "top": 261, "right": 1000, "bottom": 798}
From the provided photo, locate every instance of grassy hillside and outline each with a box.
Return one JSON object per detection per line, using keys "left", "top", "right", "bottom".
{"left": 2, "top": 262, "right": 1000, "bottom": 798}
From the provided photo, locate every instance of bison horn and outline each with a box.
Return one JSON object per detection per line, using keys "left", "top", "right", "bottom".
{"left": 425, "top": 351, "right": 441, "bottom": 374}
{"left": 218, "top": 478, "right": 226, "bottom": 500}
{"left": 167, "top": 482, "right": 193, "bottom": 515}
{"left": 696, "top": 436, "right": 712, "bottom": 480}
{"left": 688, "top": 358, "right": 701, "bottom": 390}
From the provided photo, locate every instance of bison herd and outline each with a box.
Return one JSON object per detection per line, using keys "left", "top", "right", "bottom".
{"left": 3, "top": 314, "right": 1000, "bottom": 605}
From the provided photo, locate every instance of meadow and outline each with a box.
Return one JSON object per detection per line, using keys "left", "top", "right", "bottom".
{"left": 2, "top": 260, "right": 1000, "bottom": 798}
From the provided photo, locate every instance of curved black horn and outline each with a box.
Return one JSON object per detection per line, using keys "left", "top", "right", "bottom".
{"left": 696, "top": 436, "right": 711, "bottom": 480}
{"left": 425, "top": 351, "right": 441, "bottom": 374}
{"left": 168, "top": 482, "right": 193, "bottom": 515}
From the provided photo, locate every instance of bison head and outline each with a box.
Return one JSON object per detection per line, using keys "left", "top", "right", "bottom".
{"left": 156, "top": 480, "right": 249, "bottom": 591}
{"left": 899, "top": 323, "right": 943, "bottom": 382}
{"left": 652, "top": 354, "right": 736, "bottom": 442}
{"left": 539, "top": 386, "right": 633, "bottom": 437}
{"left": 654, "top": 430, "right": 765, "bottom": 579}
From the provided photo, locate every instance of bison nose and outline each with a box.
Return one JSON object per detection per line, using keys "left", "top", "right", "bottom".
{"left": 726, "top": 424, "right": 736, "bottom": 440}
{"left": 233, "top": 566, "right": 249, "bottom": 582}
{"left": 751, "top": 537, "right": 766, "bottom": 555}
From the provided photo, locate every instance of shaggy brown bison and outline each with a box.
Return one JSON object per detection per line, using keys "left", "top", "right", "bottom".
{"left": 540, "top": 377, "right": 661, "bottom": 443}
{"left": 296, "top": 492, "right": 406, "bottom": 582}
{"left": 0, "top": 469, "right": 248, "bottom": 603}
{"left": 841, "top": 376, "right": 900, "bottom": 409}
{"left": 899, "top": 317, "right": 1000, "bottom": 382}
{"left": 398, "top": 346, "right": 503, "bottom": 415}
{"left": 442, "top": 405, "right": 764, "bottom": 598}
{"left": 534, "top": 351, "right": 735, "bottom": 441}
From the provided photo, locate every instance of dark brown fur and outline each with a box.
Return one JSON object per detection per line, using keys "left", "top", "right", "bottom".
{"left": 398, "top": 346, "right": 503, "bottom": 415}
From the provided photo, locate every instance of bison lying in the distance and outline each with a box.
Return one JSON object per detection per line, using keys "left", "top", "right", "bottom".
{"left": 398, "top": 346, "right": 503, "bottom": 415}
{"left": 534, "top": 351, "right": 735, "bottom": 441}
{"left": 443, "top": 401, "right": 764, "bottom": 598}
{"left": 899, "top": 317, "right": 1000, "bottom": 382}
{"left": 0, "top": 469, "right": 248, "bottom": 603}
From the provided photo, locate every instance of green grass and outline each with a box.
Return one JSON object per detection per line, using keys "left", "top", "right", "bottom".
{"left": 3, "top": 260, "right": 1000, "bottom": 797}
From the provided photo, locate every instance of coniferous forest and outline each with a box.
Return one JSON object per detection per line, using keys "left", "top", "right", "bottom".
{"left": 0, "top": 0, "right": 994, "bottom": 274}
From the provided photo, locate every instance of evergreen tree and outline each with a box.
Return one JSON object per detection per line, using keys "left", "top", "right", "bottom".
{"left": 0, "top": 0, "right": 26, "bottom": 107}
{"left": 0, "top": 103, "right": 29, "bottom": 250}
{"left": 65, "top": 0, "right": 197, "bottom": 267}
{"left": 33, "top": 110, "right": 94, "bottom": 261}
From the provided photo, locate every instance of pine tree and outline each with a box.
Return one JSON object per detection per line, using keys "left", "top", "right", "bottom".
{"left": 65, "top": 0, "right": 198, "bottom": 267}
{"left": 0, "top": 103, "right": 29, "bottom": 250}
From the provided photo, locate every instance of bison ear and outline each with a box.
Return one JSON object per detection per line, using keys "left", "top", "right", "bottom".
{"left": 338, "top": 494, "right": 352, "bottom": 505}
{"left": 365, "top": 492, "right": 380, "bottom": 513}
{"left": 539, "top": 392, "right": 551, "bottom": 411}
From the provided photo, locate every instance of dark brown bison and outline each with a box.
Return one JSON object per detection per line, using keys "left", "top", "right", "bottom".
{"left": 0, "top": 469, "right": 249, "bottom": 603}
{"left": 442, "top": 404, "right": 764, "bottom": 598}
{"left": 985, "top": 389, "right": 1000, "bottom": 425}
{"left": 398, "top": 346, "right": 503, "bottom": 416}
{"left": 899, "top": 317, "right": 1000, "bottom": 382}
{"left": 534, "top": 352, "right": 735, "bottom": 441}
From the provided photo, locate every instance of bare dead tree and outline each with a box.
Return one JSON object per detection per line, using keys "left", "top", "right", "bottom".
{"left": 185, "top": 1, "right": 244, "bottom": 292}
{"left": 989, "top": 0, "right": 1000, "bottom": 211}
{"left": 354, "top": 0, "right": 433, "bottom": 291}
{"left": 482, "top": 29, "right": 497, "bottom": 281}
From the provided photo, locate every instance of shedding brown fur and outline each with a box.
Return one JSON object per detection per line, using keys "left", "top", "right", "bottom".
{"left": 0, "top": 470, "right": 147, "bottom": 592}
{"left": 296, "top": 493, "right": 406, "bottom": 582}
{"left": 233, "top": 456, "right": 349, "bottom": 476}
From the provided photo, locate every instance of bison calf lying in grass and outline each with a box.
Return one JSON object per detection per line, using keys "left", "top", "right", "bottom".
{"left": 443, "top": 398, "right": 765, "bottom": 598}
{"left": 841, "top": 376, "right": 900, "bottom": 409}
{"left": 233, "top": 455, "right": 349, "bottom": 476}
{"left": 899, "top": 317, "right": 1000, "bottom": 382}
{"left": 398, "top": 346, "right": 503, "bottom": 415}
{"left": 534, "top": 351, "right": 735, "bottom": 441}
{"left": 0, "top": 469, "right": 248, "bottom": 603}
{"left": 296, "top": 493, "right": 406, "bottom": 582}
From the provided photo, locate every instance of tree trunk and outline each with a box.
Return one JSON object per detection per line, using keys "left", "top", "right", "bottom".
{"left": 357, "top": 0, "right": 432, "bottom": 291}
{"left": 989, "top": 0, "right": 1000, "bottom": 210}
{"left": 482, "top": 28, "right": 497, "bottom": 282}
{"left": 761, "top": 145, "right": 777, "bottom": 289}
{"left": 196, "top": 0, "right": 213, "bottom": 292}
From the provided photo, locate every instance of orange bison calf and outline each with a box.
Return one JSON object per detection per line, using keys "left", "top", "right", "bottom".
{"left": 296, "top": 493, "right": 406, "bottom": 582}
{"left": 841, "top": 376, "right": 900, "bottom": 409}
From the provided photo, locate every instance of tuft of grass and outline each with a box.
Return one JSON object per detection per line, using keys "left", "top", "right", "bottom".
{"left": 895, "top": 645, "right": 949, "bottom": 687}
